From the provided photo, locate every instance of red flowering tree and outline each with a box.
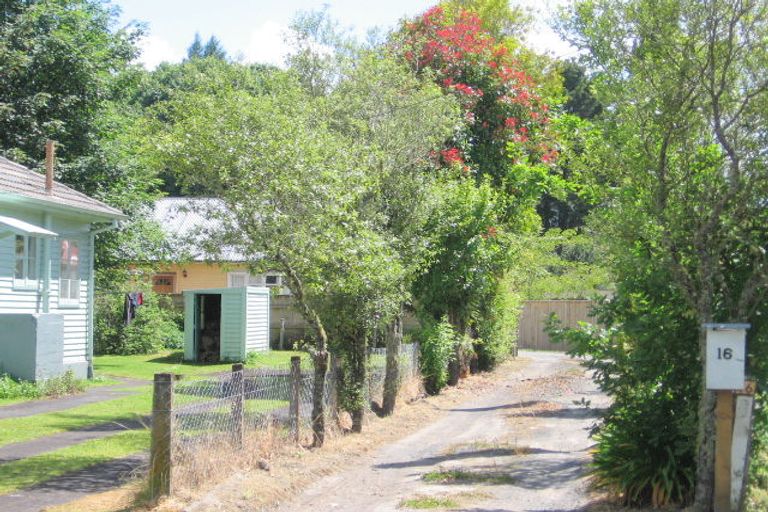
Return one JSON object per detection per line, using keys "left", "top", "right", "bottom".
{"left": 400, "top": 6, "right": 557, "bottom": 187}
{"left": 401, "top": 4, "right": 563, "bottom": 379}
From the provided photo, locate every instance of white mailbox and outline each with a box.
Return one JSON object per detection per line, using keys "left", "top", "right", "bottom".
{"left": 704, "top": 323, "right": 749, "bottom": 390}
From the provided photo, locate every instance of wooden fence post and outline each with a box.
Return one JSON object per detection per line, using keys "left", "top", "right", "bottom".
{"left": 290, "top": 356, "right": 301, "bottom": 443}
{"left": 231, "top": 363, "right": 244, "bottom": 447}
{"left": 149, "top": 373, "right": 174, "bottom": 499}
{"left": 714, "top": 390, "right": 735, "bottom": 512}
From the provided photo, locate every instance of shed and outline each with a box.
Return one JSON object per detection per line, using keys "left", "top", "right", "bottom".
{"left": 183, "top": 286, "right": 270, "bottom": 362}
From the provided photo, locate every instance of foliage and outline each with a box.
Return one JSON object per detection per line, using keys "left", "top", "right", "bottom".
{"left": 186, "top": 32, "right": 227, "bottom": 60}
{"left": 418, "top": 317, "right": 456, "bottom": 395}
{"left": 0, "top": 370, "right": 84, "bottom": 401}
{"left": 400, "top": 5, "right": 558, "bottom": 187}
{"left": 509, "top": 228, "right": 611, "bottom": 300}
{"left": 0, "top": 0, "right": 141, "bottom": 166}
{"left": 474, "top": 274, "right": 522, "bottom": 370}
{"left": 560, "top": 0, "right": 768, "bottom": 506}
{"left": 94, "top": 290, "right": 182, "bottom": 355}
{"left": 546, "top": 241, "right": 701, "bottom": 505}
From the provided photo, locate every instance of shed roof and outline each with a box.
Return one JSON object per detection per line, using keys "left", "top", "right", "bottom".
{"left": 0, "top": 156, "right": 126, "bottom": 219}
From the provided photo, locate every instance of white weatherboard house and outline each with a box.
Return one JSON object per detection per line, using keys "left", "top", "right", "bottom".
{"left": 0, "top": 153, "right": 126, "bottom": 381}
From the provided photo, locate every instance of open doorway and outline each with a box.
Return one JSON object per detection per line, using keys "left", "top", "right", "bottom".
{"left": 195, "top": 294, "right": 222, "bottom": 362}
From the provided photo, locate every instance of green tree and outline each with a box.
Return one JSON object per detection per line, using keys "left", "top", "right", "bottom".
{"left": 0, "top": 0, "right": 141, "bottom": 167}
{"left": 561, "top": 0, "right": 768, "bottom": 507}
{"left": 187, "top": 33, "right": 227, "bottom": 60}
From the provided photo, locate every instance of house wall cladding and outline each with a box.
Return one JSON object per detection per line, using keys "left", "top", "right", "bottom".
{"left": 517, "top": 300, "right": 596, "bottom": 351}
{"left": 0, "top": 207, "right": 92, "bottom": 376}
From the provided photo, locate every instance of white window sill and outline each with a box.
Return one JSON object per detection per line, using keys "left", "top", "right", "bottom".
{"left": 12, "top": 280, "right": 39, "bottom": 292}
{"left": 58, "top": 301, "right": 81, "bottom": 309}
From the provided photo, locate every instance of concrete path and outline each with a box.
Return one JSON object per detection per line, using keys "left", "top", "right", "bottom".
{"left": 274, "top": 351, "right": 608, "bottom": 512}
{"left": 0, "top": 378, "right": 147, "bottom": 420}
{"left": 0, "top": 454, "right": 147, "bottom": 512}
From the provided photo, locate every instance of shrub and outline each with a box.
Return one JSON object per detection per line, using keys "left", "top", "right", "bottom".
{"left": 95, "top": 290, "right": 183, "bottom": 355}
{"left": 418, "top": 317, "right": 455, "bottom": 395}
{"left": 547, "top": 276, "right": 700, "bottom": 507}
{"left": 0, "top": 370, "right": 85, "bottom": 401}
{"left": 474, "top": 276, "right": 522, "bottom": 371}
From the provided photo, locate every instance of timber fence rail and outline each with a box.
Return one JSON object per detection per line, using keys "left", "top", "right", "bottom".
{"left": 149, "top": 344, "right": 420, "bottom": 499}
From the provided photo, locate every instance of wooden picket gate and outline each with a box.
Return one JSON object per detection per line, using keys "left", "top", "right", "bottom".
{"left": 517, "top": 300, "right": 596, "bottom": 351}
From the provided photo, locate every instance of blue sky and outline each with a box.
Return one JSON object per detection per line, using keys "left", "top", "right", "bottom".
{"left": 117, "top": 0, "right": 573, "bottom": 68}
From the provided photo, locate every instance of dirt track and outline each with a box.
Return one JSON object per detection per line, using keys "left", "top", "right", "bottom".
{"left": 273, "top": 351, "right": 608, "bottom": 512}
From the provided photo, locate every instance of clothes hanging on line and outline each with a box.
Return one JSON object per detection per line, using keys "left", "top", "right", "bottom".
{"left": 124, "top": 292, "right": 144, "bottom": 325}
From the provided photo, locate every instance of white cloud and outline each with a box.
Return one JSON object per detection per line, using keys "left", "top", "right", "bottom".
{"left": 244, "top": 21, "right": 291, "bottom": 67}
{"left": 137, "top": 35, "right": 184, "bottom": 69}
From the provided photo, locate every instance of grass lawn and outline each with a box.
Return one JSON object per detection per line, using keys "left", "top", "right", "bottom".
{"left": 0, "top": 390, "right": 153, "bottom": 447}
{"left": 0, "top": 430, "right": 149, "bottom": 495}
{"left": 94, "top": 350, "right": 309, "bottom": 381}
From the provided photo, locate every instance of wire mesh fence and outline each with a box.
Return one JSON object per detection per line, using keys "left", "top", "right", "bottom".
{"left": 150, "top": 344, "right": 420, "bottom": 497}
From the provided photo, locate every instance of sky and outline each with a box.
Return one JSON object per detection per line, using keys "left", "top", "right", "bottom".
{"left": 116, "top": 0, "right": 575, "bottom": 69}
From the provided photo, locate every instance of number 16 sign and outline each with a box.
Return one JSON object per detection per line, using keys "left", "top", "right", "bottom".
{"left": 704, "top": 323, "right": 750, "bottom": 390}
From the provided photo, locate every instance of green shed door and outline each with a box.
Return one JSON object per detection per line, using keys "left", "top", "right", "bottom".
{"left": 219, "top": 288, "right": 246, "bottom": 361}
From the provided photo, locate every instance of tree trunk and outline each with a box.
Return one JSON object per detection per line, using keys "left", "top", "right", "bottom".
{"left": 694, "top": 327, "right": 717, "bottom": 511}
{"left": 382, "top": 312, "right": 403, "bottom": 416}
{"left": 275, "top": 255, "right": 329, "bottom": 448}
{"left": 350, "top": 334, "right": 367, "bottom": 433}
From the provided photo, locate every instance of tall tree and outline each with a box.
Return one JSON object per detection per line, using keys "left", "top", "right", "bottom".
{"left": 562, "top": 0, "right": 768, "bottom": 507}
{"left": 0, "top": 0, "right": 141, "bottom": 167}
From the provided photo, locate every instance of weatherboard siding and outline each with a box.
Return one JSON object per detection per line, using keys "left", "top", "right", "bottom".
{"left": 245, "top": 288, "right": 269, "bottom": 353}
{"left": 0, "top": 210, "right": 93, "bottom": 365}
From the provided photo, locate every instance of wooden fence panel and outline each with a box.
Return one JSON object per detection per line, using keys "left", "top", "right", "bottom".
{"left": 517, "top": 300, "right": 595, "bottom": 351}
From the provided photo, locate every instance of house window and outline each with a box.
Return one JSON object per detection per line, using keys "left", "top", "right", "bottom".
{"left": 14, "top": 235, "right": 38, "bottom": 289}
{"left": 265, "top": 274, "right": 280, "bottom": 286}
{"left": 227, "top": 272, "right": 248, "bottom": 288}
{"left": 152, "top": 273, "right": 176, "bottom": 294}
{"left": 60, "top": 239, "right": 80, "bottom": 304}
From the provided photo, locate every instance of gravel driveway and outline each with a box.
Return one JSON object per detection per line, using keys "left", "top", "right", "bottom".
{"left": 273, "top": 350, "right": 609, "bottom": 512}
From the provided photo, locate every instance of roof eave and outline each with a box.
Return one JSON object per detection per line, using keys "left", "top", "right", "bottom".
{"left": 0, "top": 192, "right": 128, "bottom": 221}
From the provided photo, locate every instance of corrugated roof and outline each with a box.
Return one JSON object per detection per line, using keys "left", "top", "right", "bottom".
{"left": 0, "top": 156, "right": 126, "bottom": 219}
{"left": 153, "top": 197, "right": 249, "bottom": 262}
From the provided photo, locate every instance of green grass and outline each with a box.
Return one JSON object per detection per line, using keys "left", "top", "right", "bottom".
{"left": 0, "top": 430, "right": 149, "bottom": 495}
{"left": 422, "top": 469, "right": 516, "bottom": 485}
{"left": 94, "top": 350, "right": 309, "bottom": 381}
{"left": 400, "top": 496, "right": 459, "bottom": 509}
{"left": 0, "top": 390, "right": 152, "bottom": 447}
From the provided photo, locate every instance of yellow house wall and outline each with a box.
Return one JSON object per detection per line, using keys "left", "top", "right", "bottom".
{"left": 160, "top": 262, "right": 248, "bottom": 293}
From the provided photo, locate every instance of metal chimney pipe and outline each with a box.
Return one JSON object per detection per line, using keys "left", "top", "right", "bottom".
{"left": 45, "top": 140, "right": 55, "bottom": 194}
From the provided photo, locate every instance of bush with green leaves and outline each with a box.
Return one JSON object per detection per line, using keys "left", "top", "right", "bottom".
{"left": 547, "top": 265, "right": 700, "bottom": 507}
{"left": 418, "top": 317, "right": 455, "bottom": 395}
{"left": 0, "top": 370, "right": 85, "bottom": 401}
{"left": 95, "top": 289, "right": 183, "bottom": 355}
{"left": 473, "top": 276, "right": 522, "bottom": 371}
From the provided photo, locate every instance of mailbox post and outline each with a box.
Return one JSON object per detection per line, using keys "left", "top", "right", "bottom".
{"left": 704, "top": 323, "right": 750, "bottom": 512}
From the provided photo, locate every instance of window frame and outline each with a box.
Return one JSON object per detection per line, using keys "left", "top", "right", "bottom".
{"left": 59, "top": 238, "right": 81, "bottom": 307}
